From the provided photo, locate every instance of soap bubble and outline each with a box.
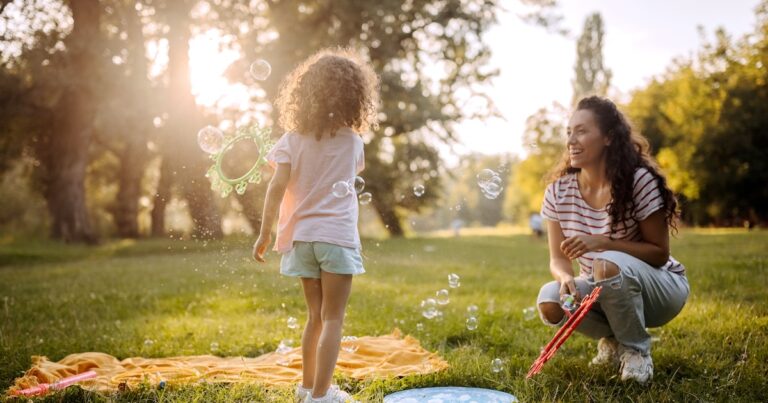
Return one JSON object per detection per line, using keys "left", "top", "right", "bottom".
{"left": 209, "top": 342, "right": 219, "bottom": 352}
{"left": 413, "top": 184, "right": 425, "bottom": 197}
{"left": 249, "top": 59, "right": 272, "bottom": 81}
{"left": 466, "top": 304, "right": 479, "bottom": 318}
{"left": 523, "top": 306, "right": 537, "bottom": 321}
{"left": 358, "top": 192, "right": 372, "bottom": 205}
{"left": 435, "top": 289, "right": 449, "bottom": 305}
{"left": 491, "top": 358, "right": 504, "bottom": 373}
{"left": 421, "top": 298, "right": 438, "bottom": 319}
{"left": 276, "top": 339, "right": 293, "bottom": 355}
{"left": 287, "top": 316, "right": 299, "bottom": 329}
{"left": 349, "top": 176, "right": 365, "bottom": 193}
{"left": 197, "top": 125, "right": 224, "bottom": 154}
{"left": 466, "top": 317, "right": 478, "bottom": 331}
{"left": 332, "top": 181, "right": 351, "bottom": 198}
{"left": 416, "top": 323, "right": 424, "bottom": 332}
{"left": 448, "top": 273, "right": 461, "bottom": 288}
{"left": 476, "top": 169, "right": 498, "bottom": 186}
{"left": 144, "top": 339, "right": 154, "bottom": 347}
{"left": 341, "top": 336, "right": 359, "bottom": 353}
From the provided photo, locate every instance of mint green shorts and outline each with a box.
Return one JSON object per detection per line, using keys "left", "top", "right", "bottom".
{"left": 280, "top": 241, "right": 365, "bottom": 279}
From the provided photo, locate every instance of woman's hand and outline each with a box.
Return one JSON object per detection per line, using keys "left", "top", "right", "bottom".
{"left": 560, "top": 235, "right": 608, "bottom": 260}
{"left": 558, "top": 273, "right": 581, "bottom": 301}
{"left": 252, "top": 233, "right": 272, "bottom": 263}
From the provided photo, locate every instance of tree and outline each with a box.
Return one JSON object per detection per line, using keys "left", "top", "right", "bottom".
{"left": 572, "top": 12, "right": 611, "bottom": 105}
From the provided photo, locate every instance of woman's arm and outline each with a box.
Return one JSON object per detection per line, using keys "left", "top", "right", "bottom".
{"left": 252, "top": 163, "right": 291, "bottom": 261}
{"left": 602, "top": 210, "right": 670, "bottom": 266}
{"left": 560, "top": 210, "right": 670, "bottom": 267}
{"left": 546, "top": 219, "right": 581, "bottom": 300}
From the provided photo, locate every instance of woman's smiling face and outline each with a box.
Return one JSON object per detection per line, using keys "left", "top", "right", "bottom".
{"left": 566, "top": 109, "right": 611, "bottom": 169}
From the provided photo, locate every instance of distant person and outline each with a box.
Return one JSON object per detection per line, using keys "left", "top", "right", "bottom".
{"left": 529, "top": 212, "right": 544, "bottom": 238}
{"left": 535, "top": 96, "right": 689, "bottom": 384}
{"left": 252, "top": 48, "right": 379, "bottom": 403}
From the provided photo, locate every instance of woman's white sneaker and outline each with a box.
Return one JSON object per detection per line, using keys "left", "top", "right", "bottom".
{"left": 296, "top": 384, "right": 312, "bottom": 402}
{"left": 619, "top": 348, "right": 653, "bottom": 384}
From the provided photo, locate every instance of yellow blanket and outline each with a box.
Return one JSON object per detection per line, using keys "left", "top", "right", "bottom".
{"left": 7, "top": 329, "right": 448, "bottom": 395}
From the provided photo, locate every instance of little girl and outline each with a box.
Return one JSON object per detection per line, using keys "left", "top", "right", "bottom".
{"left": 252, "top": 48, "right": 379, "bottom": 403}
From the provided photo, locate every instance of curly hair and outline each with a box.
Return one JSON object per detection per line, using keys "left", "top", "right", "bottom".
{"left": 550, "top": 96, "right": 680, "bottom": 235}
{"left": 274, "top": 47, "right": 380, "bottom": 140}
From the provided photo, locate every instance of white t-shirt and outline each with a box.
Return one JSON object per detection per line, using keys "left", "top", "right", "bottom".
{"left": 265, "top": 128, "right": 365, "bottom": 253}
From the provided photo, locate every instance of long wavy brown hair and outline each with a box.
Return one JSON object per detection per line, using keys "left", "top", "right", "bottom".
{"left": 275, "top": 47, "right": 380, "bottom": 140}
{"left": 550, "top": 96, "right": 679, "bottom": 235}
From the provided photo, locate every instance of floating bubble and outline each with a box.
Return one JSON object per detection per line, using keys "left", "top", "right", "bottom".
{"left": 413, "top": 184, "right": 425, "bottom": 197}
{"left": 491, "top": 358, "right": 504, "bottom": 373}
{"left": 249, "top": 59, "right": 272, "bottom": 81}
{"left": 467, "top": 304, "right": 479, "bottom": 318}
{"left": 349, "top": 176, "right": 365, "bottom": 193}
{"left": 416, "top": 323, "right": 424, "bottom": 332}
{"left": 523, "top": 306, "right": 537, "bottom": 321}
{"left": 276, "top": 339, "right": 293, "bottom": 355}
{"left": 466, "top": 317, "right": 478, "bottom": 331}
{"left": 481, "top": 182, "right": 503, "bottom": 200}
{"left": 197, "top": 125, "right": 224, "bottom": 154}
{"left": 448, "top": 273, "right": 461, "bottom": 288}
{"left": 421, "top": 298, "right": 439, "bottom": 319}
{"left": 435, "top": 289, "right": 450, "bottom": 305}
{"left": 359, "top": 192, "right": 372, "bottom": 205}
{"left": 286, "top": 316, "right": 299, "bottom": 329}
{"left": 144, "top": 339, "right": 154, "bottom": 347}
{"left": 341, "top": 336, "right": 359, "bottom": 353}
{"left": 332, "top": 181, "right": 351, "bottom": 198}
{"left": 476, "top": 169, "right": 498, "bottom": 186}
{"left": 210, "top": 342, "right": 219, "bottom": 352}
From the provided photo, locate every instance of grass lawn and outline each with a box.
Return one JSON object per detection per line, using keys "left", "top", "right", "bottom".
{"left": 1, "top": 229, "right": 767, "bottom": 402}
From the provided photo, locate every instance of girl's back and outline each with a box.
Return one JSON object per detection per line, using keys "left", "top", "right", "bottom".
{"left": 267, "top": 128, "right": 365, "bottom": 254}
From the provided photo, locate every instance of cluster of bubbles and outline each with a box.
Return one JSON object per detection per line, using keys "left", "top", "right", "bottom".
{"left": 196, "top": 58, "right": 271, "bottom": 153}
{"left": 476, "top": 169, "right": 503, "bottom": 199}
{"left": 332, "top": 176, "right": 372, "bottom": 205}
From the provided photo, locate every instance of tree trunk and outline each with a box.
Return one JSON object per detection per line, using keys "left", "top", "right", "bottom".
{"left": 372, "top": 196, "right": 404, "bottom": 237}
{"left": 164, "top": 0, "right": 222, "bottom": 239}
{"left": 112, "top": 1, "right": 152, "bottom": 238}
{"left": 151, "top": 156, "right": 172, "bottom": 237}
{"left": 42, "top": 0, "right": 101, "bottom": 244}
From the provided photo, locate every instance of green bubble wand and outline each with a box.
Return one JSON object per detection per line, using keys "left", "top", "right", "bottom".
{"left": 203, "top": 124, "right": 275, "bottom": 197}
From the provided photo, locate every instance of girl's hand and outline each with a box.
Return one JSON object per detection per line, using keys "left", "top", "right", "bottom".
{"left": 558, "top": 274, "right": 581, "bottom": 301}
{"left": 252, "top": 234, "right": 271, "bottom": 263}
{"left": 560, "top": 235, "right": 608, "bottom": 260}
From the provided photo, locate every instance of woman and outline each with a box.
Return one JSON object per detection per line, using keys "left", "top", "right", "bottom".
{"left": 536, "top": 96, "right": 689, "bottom": 384}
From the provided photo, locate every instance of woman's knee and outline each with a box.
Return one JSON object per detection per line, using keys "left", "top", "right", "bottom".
{"left": 538, "top": 301, "right": 564, "bottom": 325}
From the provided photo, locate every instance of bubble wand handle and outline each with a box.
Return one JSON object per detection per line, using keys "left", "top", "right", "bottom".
{"left": 11, "top": 370, "right": 98, "bottom": 397}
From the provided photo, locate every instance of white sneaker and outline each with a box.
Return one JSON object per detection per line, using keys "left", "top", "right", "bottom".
{"left": 296, "top": 384, "right": 312, "bottom": 402}
{"left": 303, "top": 385, "right": 357, "bottom": 403}
{"left": 619, "top": 348, "right": 653, "bottom": 384}
{"left": 590, "top": 337, "right": 620, "bottom": 367}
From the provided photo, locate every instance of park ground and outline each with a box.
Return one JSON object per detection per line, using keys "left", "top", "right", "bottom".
{"left": 1, "top": 229, "right": 766, "bottom": 402}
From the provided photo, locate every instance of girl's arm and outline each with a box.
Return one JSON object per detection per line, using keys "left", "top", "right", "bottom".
{"left": 561, "top": 210, "right": 670, "bottom": 267}
{"left": 252, "top": 163, "right": 291, "bottom": 262}
{"left": 546, "top": 219, "right": 581, "bottom": 300}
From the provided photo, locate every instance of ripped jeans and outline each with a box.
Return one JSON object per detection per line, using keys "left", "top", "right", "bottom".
{"left": 536, "top": 251, "right": 690, "bottom": 356}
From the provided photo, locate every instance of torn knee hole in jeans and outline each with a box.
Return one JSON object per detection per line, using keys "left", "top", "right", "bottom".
{"left": 594, "top": 259, "right": 623, "bottom": 289}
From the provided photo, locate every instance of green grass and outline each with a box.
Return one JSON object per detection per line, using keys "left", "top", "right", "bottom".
{"left": 1, "top": 230, "right": 767, "bottom": 402}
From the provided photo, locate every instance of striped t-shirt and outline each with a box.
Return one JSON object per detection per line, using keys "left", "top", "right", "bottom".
{"left": 540, "top": 167, "right": 685, "bottom": 277}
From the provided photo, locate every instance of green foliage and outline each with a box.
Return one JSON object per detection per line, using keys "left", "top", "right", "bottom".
{"left": 1, "top": 230, "right": 767, "bottom": 401}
